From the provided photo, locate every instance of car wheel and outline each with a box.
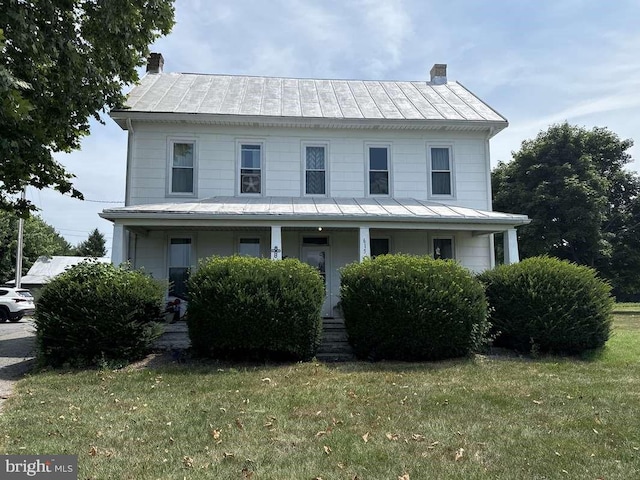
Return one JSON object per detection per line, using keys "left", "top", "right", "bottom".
{"left": 0, "top": 308, "right": 8, "bottom": 323}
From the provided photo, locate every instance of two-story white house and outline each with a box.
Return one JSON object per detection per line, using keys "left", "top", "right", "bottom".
{"left": 101, "top": 54, "right": 529, "bottom": 317}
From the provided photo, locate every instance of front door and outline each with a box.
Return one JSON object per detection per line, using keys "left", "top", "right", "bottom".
{"left": 302, "top": 246, "right": 332, "bottom": 317}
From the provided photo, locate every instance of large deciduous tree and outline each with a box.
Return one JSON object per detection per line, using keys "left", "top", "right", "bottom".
{"left": 493, "top": 122, "right": 640, "bottom": 299}
{"left": 0, "top": 0, "right": 175, "bottom": 215}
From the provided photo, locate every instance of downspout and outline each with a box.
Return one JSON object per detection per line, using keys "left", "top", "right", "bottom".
{"left": 485, "top": 127, "right": 496, "bottom": 268}
{"left": 125, "top": 118, "right": 134, "bottom": 207}
{"left": 125, "top": 118, "right": 135, "bottom": 264}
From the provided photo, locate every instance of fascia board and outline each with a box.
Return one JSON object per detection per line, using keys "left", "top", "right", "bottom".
{"left": 108, "top": 110, "right": 508, "bottom": 133}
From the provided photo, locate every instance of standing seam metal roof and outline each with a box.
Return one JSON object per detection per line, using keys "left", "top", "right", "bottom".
{"left": 121, "top": 73, "right": 507, "bottom": 123}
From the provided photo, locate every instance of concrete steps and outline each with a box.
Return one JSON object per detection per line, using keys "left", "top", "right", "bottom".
{"left": 317, "top": 317, "right": 355, "bottom": 362}
{"left": 153, "top": 318, "right": 356, "bottom": 362}
{"left": 153, "top": 321, "right": 190, "bottom": 350}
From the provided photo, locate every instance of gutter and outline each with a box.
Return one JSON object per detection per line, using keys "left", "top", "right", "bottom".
{"left": 109, "top": 111, "right": 509, "bottom": 134}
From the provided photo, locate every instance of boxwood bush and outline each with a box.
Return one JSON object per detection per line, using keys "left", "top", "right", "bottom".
{"left": 479, "top": 256, "right": 614, "bottom": 354}
{"left": 187, "top": 256, "right": 324, "bottom": 361}
{"left": 35, "top": 261, "right": 165, "bottom": 367}
{"left": 340, "top": 254, "right": 489, "bottom": 361}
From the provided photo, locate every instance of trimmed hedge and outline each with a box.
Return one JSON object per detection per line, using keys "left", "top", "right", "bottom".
{"left": 479, "top": 256, "right": 614, "bottom": 354}
{"left": 35, "top": 261, "right": 165, "bottom": 367}
{"left": 340, "top": 254, "right": 489, "bottom": 361}
{"left": 187, "top": 256, "right": 324, "bottom": 360}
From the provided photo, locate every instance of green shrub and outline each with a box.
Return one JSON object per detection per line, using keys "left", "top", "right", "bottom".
{"left": 187, "top": 256, "right": 324, "bottom": 361}
{"left": 35, "top": 261, "right": 165, "bottom": 367}
{"left": 340, "top": 254, "right": 489, "bottom": 361}
{"left": 479, "top": 256, "right": 614, "bottom": 354}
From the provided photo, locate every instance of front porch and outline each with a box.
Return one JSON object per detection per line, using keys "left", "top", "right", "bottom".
{"left": 102, "top": 197, "right": 530, "bottom": 314}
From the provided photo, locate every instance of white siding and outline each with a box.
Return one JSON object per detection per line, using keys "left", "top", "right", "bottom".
{"left": 127, "top": 123, "right": 490, "bottom": 210}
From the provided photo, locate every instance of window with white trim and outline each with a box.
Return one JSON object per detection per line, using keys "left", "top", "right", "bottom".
{"left": 429, "top": 146, "right": 453, "bottom": 196}
{"left": 240, "top": 144, "right": 262, "bottom": 194}
{"left": 168, "top": 238, "right": 191, "bottom": 299}
{"left": 370, "top": 238, "right": 390, "bottom": 258}
{"left": 169, "top": 141, "right": 196, "bottom": 195}
{"left": 433, "top": 237, "right": 454, "bottom": 260}
{"left": 368, "top": 146, "right": 390, "bottom": 195}
{"left": 304, "top": 145, "right": 327, "bottom": 195}
{"left": 239, "top": 238, "right": 261, "bottom": 257}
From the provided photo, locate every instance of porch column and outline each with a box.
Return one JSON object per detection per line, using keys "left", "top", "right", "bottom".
{"left": 111, "top": 223, "right": 127, "bottom": 265}
{"left": 503, "top": 228, "right": 520, "bottom": 264}
{"left": 270, "top": 225, "right": 282, "bottom": 260}
{"left": 359, "top": 226, "right": 370, "bottom": 261}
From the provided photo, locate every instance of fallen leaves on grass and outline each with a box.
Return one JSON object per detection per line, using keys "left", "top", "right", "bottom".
{"left": 398, "top": 474, "right": 410, "bottom": 480}
{"left": 362, "top": 432, "right": 370, "bottom": 443}
{"left": 386, "top": 433, "right": 399, "bottom": 441}
{"left": 323, "top": 445, "right": 332, "bottom": 455}
{"left": 455, "top": 448, "right": 465, "bottom": 461}
{"left": 182, "top": 456, "right": 193, "bottom": 468}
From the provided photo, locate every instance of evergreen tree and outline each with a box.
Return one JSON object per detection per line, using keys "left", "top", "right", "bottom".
{"left": 74, "top": 229, "right": 107, "bottom": 257}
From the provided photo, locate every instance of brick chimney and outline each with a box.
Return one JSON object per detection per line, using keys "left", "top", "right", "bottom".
{"left": 146, "top": 53, "right": 164, "bottom": 74}
{"left": 430, "top": 64, "right": 447, "bottom": 84}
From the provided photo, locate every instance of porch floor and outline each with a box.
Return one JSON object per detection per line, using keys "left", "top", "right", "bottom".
{"left": 153, "top": 318, "right": 355, "bottom": 362}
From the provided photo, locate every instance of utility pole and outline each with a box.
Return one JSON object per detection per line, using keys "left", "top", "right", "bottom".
{"left": 15, "top": 189, "right": 25, "bottom": 288}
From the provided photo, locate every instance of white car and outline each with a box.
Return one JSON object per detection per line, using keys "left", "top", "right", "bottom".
{"left": 0, "top": 287, "right": 36, "bottom": 322}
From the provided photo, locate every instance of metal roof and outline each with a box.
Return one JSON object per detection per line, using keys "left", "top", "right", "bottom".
{"left": 113, "top": 72, "right": 507, "bottom": 126}
{"left": 6, "top": 256, "right": 111, "bottom": 286}
{"left": 101, "top": 197, "right": 529, "bottom": 227}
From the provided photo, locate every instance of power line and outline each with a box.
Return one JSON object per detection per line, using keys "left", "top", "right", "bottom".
{"left": 82, "top": 199, "right": 124, "bottom": 204}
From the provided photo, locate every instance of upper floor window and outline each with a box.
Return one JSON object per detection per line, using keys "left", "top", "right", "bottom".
{"left": 304, "top": 145, "right": 327, "bottom": 195}
{"left": 169, "top": 141, "right": 196, "bottom": 195}
{"left": 368, "top": 145, "right": 390, "bottom": 195}
{"left": 429, "top": 146, "right": 453, "bottom": 196}
{"left": 240, "top": 143, "right": 263, "bottom": 194}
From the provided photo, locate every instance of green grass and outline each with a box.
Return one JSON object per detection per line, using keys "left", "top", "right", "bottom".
{"left": 613, "top": 302, "right": 640, "bottom": 313}
{"left": 1, "top": 316, "right": 639, "bottom": 479}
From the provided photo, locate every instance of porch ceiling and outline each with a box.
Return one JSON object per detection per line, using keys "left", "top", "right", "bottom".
{"left": 101, "top": 197, "right": 529, "bottom": 231}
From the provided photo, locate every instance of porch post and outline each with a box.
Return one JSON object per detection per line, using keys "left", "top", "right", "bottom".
{"left": 503, "top": 228, "right": 520, "bottom": 264}
{"left": 111, "top": 223, "right": 127, "bottom": 265}
{"left": 359, "top": 226, "right": 370, "bottom": 261}
{"left": 270, "top": 225, "right": 282, "bottom": 260}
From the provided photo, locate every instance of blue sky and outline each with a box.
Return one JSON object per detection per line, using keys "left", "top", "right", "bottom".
{"left": 34, "top": 0, "right": 640, "bottom": 255}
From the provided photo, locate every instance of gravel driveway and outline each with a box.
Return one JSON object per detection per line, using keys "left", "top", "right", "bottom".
{"left": 0, "top": 319, "right": 36, "bottom": 412}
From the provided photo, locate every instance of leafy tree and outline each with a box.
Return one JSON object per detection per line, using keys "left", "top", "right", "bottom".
{"left": 73, "top": 228, "right": 107, "bottom": 257}
{"left": 1, "top": 0, "right": 175, "bottom": 215}
{"left": 0, "top": 211, "right": 72, "bottom": 283}
{"left": 493, "top": 122, "right": 640, "bottom": 298}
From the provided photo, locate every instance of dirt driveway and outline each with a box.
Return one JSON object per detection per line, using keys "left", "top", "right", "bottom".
{"left": 0, "top": 319, "right": 36, "bottom": 412}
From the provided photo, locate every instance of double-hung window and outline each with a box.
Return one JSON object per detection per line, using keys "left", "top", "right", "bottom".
{"left": 429, "top": 146, "right": 453, "bottom": 196}
{"left": 304, "top": 145, "right": 327, "bottom": 195}
{"left": 169, "top": 141, "right": 196, "bottom": 195}
{"left": 240, "top": 144, "right": 262, "bottom": 194}
{"left": 168, "top": 238, "right": 191, "bottom": 299}
{"left": 368, "top": 145, "right": 390, "bottom": 195}
{"left": 238, "top": 238, "right": 261, "bottom": 257}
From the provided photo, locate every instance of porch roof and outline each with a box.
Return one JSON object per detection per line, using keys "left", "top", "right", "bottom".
{"left": 100, "top": 197, "right": 529, "bottom": 229}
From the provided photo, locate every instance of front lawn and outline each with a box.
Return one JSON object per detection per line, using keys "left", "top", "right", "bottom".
{"left": 1, "top": 315, "right": 639, "bottom": 479}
